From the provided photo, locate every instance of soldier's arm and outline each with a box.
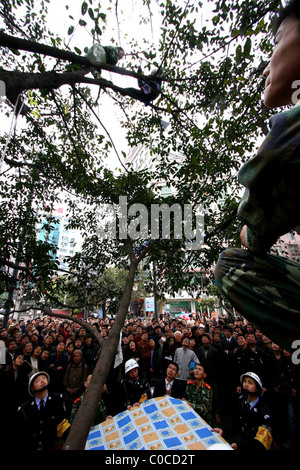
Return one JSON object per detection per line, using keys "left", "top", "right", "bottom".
{"left": 237, "top": 106, "right": 300, "bottom": 254}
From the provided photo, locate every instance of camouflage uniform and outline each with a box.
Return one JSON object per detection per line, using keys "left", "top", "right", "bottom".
{"left": 215, "top": 104, "right": 300, "bottom": 350}
{"left": 70, "top": 394, "right": 107, "bottom": 426}
{"left": 87, "top": 44, "right": 122, "bottom": 78}
{"left": 184, "top": 380, "right": 213, "bottom": 425}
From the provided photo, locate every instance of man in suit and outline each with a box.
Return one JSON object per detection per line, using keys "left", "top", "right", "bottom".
{"left": 153, "top": 361, "right": 186, "bottom": 399}
{"left": 221, "top": 326, "right": 238, "bottom": 355}
{"left": 196, "top": 333, "right": 222, "bottom": 423}
{"left": 220, "top": 326, "right": 239, "bottom": 418}
{"left": 196, "top": 334, "right": 221, "bottom": 386}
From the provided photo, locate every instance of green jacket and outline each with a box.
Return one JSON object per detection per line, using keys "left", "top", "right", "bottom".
{"left": 238, "top": 104, "right": 300, "bottom": 254}
{"left": 184, "top": 380, "right": 213, "bottom": 425}
{"left": 70, "top": 393, "right": 107, "bottom": 426}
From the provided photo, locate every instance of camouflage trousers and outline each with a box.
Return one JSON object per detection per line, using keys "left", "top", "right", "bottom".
{"left": 214, "top": 248, "right": 300, "bottom": 351}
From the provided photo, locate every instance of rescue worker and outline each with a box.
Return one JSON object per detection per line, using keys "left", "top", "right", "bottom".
{"left": 119, "top": 359, "right": 151, "bottom": 411}
{"left": 86, "top": 44, "right": 125, "bottom": 78}
{"left": 184, "top": 363, "right": 213, "bottom": 425}
{"left": 212, "top": 372, "right": 273, "bottom": 450}
{"left": 70, "top": 374, "right": 111, "bottom": 425}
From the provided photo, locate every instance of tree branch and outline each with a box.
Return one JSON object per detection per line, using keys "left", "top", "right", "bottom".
{"left": 41, "top": 306, "right": 104, "bottom": 347}
{"left": 0, "top": 30, "right": 164, "bottom": 81}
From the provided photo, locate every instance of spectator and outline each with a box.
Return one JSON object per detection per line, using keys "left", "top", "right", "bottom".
{"left": 196, "top": 333, "right": 222, "bottom": 423}
{"left": 244, "top": 333, "right": 267, "bottom": 387}
{"left": 63, "top": 349, "right": 88, "bottom": 418}
{"left": 137, "top": 332, "right": 151, "bottom": 372}
{"left": 31, "top": 345, "right": 43, "bottom": 372}
{"left": 174, "top": 337, "right": 199, "bottom": 384}
{"left": 211, "top": 332, "right": 223, "bottom": 353}
{"left": 133, "top": 325, "right": 143, "bottom": 346}
{"left": 48, "top": 341, "right": 69, "bottom": 393}
{"left": 5, "top": 338, "right": 18, "bottom": 367}
{"left": 66, "top": 341, "right": 75, "bottom": 361}
{"left": 163, "top": 328, "right": 175, "bottom": 357}
{"left": 44, "top": 334, "right": 56, "bottom": 355}
{"left": 148, "top": 337, "right": 163, "bottom": 383}
{"left": 23, "top": 341, "right": 34, "bottom": 365}
{"left": 233, "top": 335, "right": 249, "bottom": 392}
{"left": 221, "top": 326, "right": 238, "bottom": 355}
{"left": 169, "top": 330, "right": 183, "bottom": 358}
{"left": 81, "top": 333, "right": 100, "bottom": 374}
{"left": 264, "top": 343, "right": 298, "bottom": 448}
{"left": 39, "top": 348, "right": 50, "bottom": 371}
{"left": 4, "top": 354, "right": 31, "bottom": 408}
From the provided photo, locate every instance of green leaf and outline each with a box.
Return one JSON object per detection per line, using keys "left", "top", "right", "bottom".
{"left": 81, "top": 1, "right": 88, "bottom": 15}
{"left": 88, "top": 8, "right": 94, "bottom": 20}
{"left": 244, "top": 37, "right": 252, "bottom": 58}
{"left": 95, "top": 24, "right": 102, "bottom": 35}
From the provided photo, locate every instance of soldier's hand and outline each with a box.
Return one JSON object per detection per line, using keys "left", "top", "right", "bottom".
{"left": 240, "top": 225, "right": 248, "bottom": 248}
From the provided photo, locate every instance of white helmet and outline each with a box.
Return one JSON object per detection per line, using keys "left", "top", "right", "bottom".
{"left": 28, "top": 371, "right": 50, "bottom": 396}
{"left": 240, "top": 372, "right": 263, "bottom": 395}
{"left": 207, "top": 443, "right": 233, "bottom": 450}
{"left": 125, "top": 359, "right": 139, "bottom": 374}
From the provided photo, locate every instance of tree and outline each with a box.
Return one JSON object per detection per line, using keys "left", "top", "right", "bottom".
{"left": 49, "top": 266, "right": 129, "bottom": 317}
{"left": 0, "top": 0, "right": 283, "bottom": 449}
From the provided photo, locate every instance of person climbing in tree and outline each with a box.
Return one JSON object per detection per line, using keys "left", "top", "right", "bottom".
{"left": 86, "top": 43, "right": 125, "bottom": 78}
{"left": 137, "top": 66, "right": 163, "bottom": 105}
{"left": 214, "top": 0, "right": 300, "bottom": 351}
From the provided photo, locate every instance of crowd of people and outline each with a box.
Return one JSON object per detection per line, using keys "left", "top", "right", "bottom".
{"left": 0, "top": 311, "right": 299, "bottom": 450}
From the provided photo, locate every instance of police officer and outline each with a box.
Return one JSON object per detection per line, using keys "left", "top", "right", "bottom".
{"left": 119, "top": 359, "right": 151, "bottom": 411}
{"left": 16, "top": 371, "right": 70, "bottom": 450}
{"left": 212, "top": 372, "right": 273, "bottom": 450}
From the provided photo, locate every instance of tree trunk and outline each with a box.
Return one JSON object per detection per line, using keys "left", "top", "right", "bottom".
{"left": 63, "top": 257, "right": 138, "bottom": 450}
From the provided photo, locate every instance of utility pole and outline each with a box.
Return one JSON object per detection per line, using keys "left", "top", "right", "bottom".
{"left": 152, "top": 261, "right": 158, "bottom": 320}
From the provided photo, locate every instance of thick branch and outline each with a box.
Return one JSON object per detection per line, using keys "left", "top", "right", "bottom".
{"left": 0, "top": 30, "right": 165, "bottom": 81}
{"left": 0, "top": 67, "right": 161, "bottom": 110}
{"left": 41, "top": 306, "right": 104, "bottom": 347}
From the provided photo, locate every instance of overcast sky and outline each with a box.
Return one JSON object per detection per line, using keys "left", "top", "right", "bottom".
{"left": 0, "top": 0, "right": 215, "bottom": 174}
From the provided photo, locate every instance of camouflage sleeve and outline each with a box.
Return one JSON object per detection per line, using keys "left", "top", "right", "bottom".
{"left": 194, "top": 388, "right": 213, "bottom": 418}
{"left": 103, "top": 46, "right": 119, "bottom": 65}
{"left": 69, "top": 398, "right": 81, "bottom": 424}
{"left": 185, "top": 384, "right": 212, "bottom": 417}
{"left": 94, "top": 399, "right": 107, "bottom": 425}
{"left": 184, "top": 383, "right": 194, "bottom": 403}
{"left": 237, "top": 105, "right": 300, "bottom": 254}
